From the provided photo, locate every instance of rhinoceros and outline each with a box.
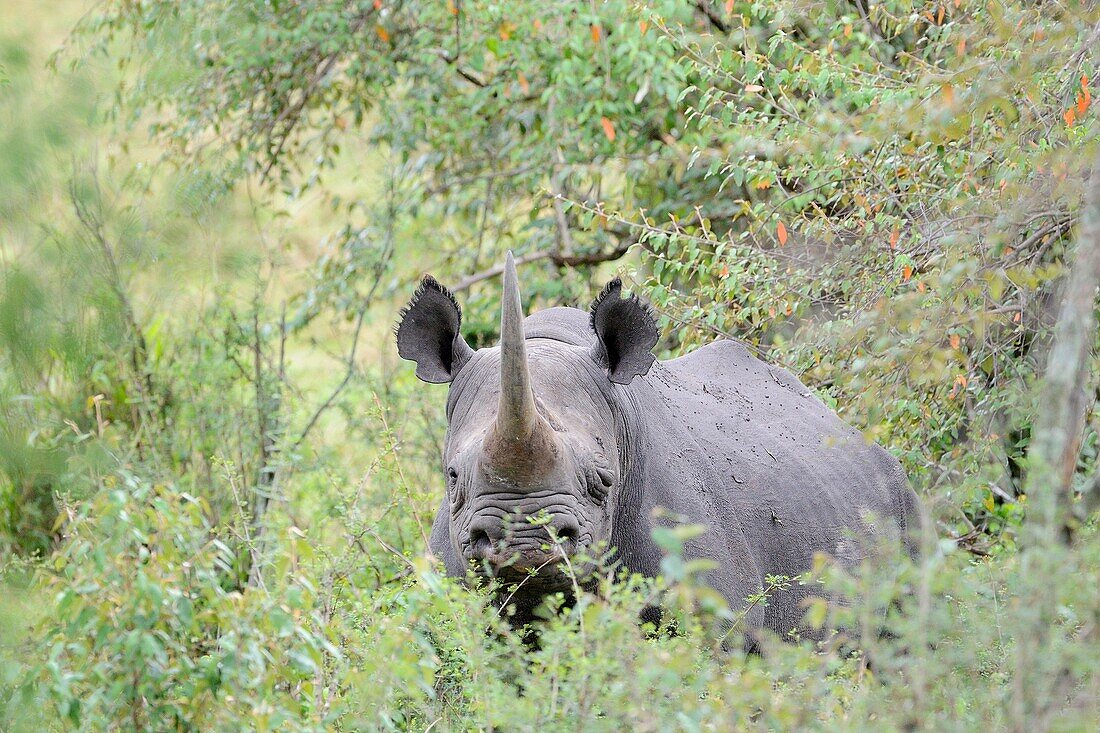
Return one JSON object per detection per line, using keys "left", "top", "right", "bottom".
{"left": 395, "top": 252, "right": 921, "bottom": 641}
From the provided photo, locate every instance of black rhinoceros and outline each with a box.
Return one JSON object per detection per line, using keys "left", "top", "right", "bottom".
{"left": 395, "top": 252, "right": 921, "bottom": 641}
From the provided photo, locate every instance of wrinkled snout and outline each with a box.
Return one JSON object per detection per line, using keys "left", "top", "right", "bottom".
{"left": 465, "top": 505, "right": 582, "bottom": 579}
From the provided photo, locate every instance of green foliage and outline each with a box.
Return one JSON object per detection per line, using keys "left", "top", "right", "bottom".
{"left": 1, "top": 0, "right": 1098, "bottom": 730}
{"left": 631, "top": 1, "right": 1100, "bottom": 552}
{"left": 67, "top": 2, "right": 1100, "bottom": 552}
{"left": 36, "top": 476, "right": 334, "bottom": 732}
{"left": 10, "top": 463, "right": 1095, "bottom": 730}
{"left": 0, "top": 181, "right": 270, "bottom": 556}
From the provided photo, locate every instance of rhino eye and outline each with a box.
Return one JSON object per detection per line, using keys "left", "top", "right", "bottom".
{"left": 595, "top": 466, "right": 614, "bottom": 488}
{"left": 587, "top": 465, "right": 614, "bottom": 503}
{"left": 447, "top": 467, "right": 466, "bottom": 512}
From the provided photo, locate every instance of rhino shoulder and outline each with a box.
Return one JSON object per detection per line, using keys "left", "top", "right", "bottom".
{"left": 662, "top": 338, "right": 752, "bottom": 378}
{"left": 663, "top": 339, "right": 812, "bottom": 395}
{"left": 523, "top": 307, "right": 593, "bottom": 346}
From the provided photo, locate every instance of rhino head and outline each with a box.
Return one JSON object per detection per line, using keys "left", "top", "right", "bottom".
{"left": 395, "top": 253, "right": 658, "bottom": 599}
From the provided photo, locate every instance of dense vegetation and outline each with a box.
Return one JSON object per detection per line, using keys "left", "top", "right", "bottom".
{"left": 1, "top": 0, "right": 1097, "bottom": 730}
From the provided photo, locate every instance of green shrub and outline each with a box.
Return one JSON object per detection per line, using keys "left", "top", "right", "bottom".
{"left": 34, "top": 474, "right": 336, "bottom": 732}
{"left": 1, "top": 1, "right": 1097, "bottom": 730}
{"left": 13, "top": 463, "right": 1095, "bottom": 731}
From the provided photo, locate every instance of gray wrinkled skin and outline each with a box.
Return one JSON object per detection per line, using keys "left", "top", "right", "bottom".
{"left": 396, "top": 269, "right": 922, "bottom": 642}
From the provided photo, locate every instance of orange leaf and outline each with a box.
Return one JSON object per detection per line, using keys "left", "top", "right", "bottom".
{"left": 954, "top": 0, "right": 961, "bottom": 7}
{"left": 784, "top": 302, "right": 793, "bottom": 316}
{"left": 1013, "top": 312, "right": 1021, "bottom": 323}
{"left": 949, "top": 333, "right": 961, "bottom": 349}
{"left": 917, "top": 280, "right": 927, "bottom": 293}
{"left": 375, "top": 24, "right": 390, "bottom": 43}
{"left": 447, "top": 0, "right": 457, "bottom": 15}
{"left": 941, "top": 83, "right": 954, "bottom": 106}
{"left": 518, "top": 73, "right": 529, "bottom": 95}
{"left": 600, "top": 116, "right": 616, "bottom": 142}
{"left": 639, "top": 20, "right": 649, "bottom": 34}
{"left": 1083, "top": 73, "right": 1090, "bottom": 92}
{"left": 889, "top": 228, "right": 899, "bottom": 249}
{"left": 902, "top": 265, "right": 913, "bottom": 281}
{"left": 777, "top": 221, "right": 788, "bottom": 246}
{"left": 591, "top": 24, "right": 602, "bottom": 43}
{"left": 719, "top": 264, "right": 730, "bottom": 279}
{"left": 956, "top": 37, "right": 966, "bottom": 57}
{"left": 1077, "top": 91, "right": 1090, "bottom": 116}
{"left": 334, "top": 116, "right": 348, "bottom": 131}
{"left": 1064, "top": 107, "right": 1076, "bottom": 126}
{"left": 725, "top": 0, "right": 735, "bottom": 12}
{"left": 937, "top": 4, "right": 945, "bottom": 24}
{"left": 374, "top": 0, "right": 382, "bottom": 9}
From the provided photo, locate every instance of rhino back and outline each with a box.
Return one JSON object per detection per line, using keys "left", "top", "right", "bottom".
{"left": 638, "top": 339, "right": 916, "bottom": 635}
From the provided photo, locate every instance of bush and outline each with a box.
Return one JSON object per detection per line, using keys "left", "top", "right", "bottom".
{"left": 34, "top": 474, "right": 336, "bottom": 732}
{"left": 2, "top": 0, "right": 1097, "bottom": 730}
{"left": 11, "top": 463, "right": 1095, "bottom": 731}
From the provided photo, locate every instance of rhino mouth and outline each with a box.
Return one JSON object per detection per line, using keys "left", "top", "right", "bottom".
{"left": 474, "top": 546, "right": 589, "bottom": 596}
{"left": 495, "top": 564, "right": 576, "bottom": 595}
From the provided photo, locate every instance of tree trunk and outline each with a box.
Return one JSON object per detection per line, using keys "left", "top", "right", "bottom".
{"left": 1012, "top": 158, "right": 1099, "bottom": 733}
{"left": 1025, "top": 160, "right": 1100, "bottom": 544}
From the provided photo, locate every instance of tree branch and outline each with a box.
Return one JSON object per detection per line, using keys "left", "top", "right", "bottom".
{"left": 257, "top": 5, "right": 378, "bottom": 182}
{"left": 291, "top": 302, "right": 369, "bottom": 452}
{"left": 69, "top": 175, "right": 161, "bottom": 437}
{"left": 693, "top": 1, "right": 730, "bottom": 33}
{"left": 451, "top": 241, "right": 636, "bottom": 293}
{"left": 433, "top": 48, "right": 488, "bottom": 87}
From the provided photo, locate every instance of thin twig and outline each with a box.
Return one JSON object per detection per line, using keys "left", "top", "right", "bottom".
{"left": 292, "top": 303, "right": 369, "bottom": 451}
{"left": 450, "top": 240, "right": 635, "bottom": 292}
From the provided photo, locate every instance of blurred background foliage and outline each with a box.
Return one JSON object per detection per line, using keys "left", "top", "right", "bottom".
{"left": 1, "top": 0, "right": 1097, "bottom": 730}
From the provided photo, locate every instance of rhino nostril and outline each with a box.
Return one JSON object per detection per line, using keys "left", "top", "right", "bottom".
{"left": 470, "top": 529, "right": 492, "bottom": 560}
{"left": 554, "top": 525, "right": 578, "bottom": 553}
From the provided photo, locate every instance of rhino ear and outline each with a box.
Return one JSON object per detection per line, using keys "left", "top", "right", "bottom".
{"left": 588, "top": 278, "right": 658, "bottom": 385}
{"left": 395, "top": 276, "right": 475, "bottom": 383}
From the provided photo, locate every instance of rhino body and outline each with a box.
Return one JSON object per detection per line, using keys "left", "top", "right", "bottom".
{"left": 397, "top": 255, "right": 920, "bottom": 641}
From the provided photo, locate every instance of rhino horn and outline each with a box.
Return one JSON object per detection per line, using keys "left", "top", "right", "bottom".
{"left": 483, "top": 253, "right": 560, "bottom": 479}
{"left": 496, "top": 251, "right": 539, "bottom": 440}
